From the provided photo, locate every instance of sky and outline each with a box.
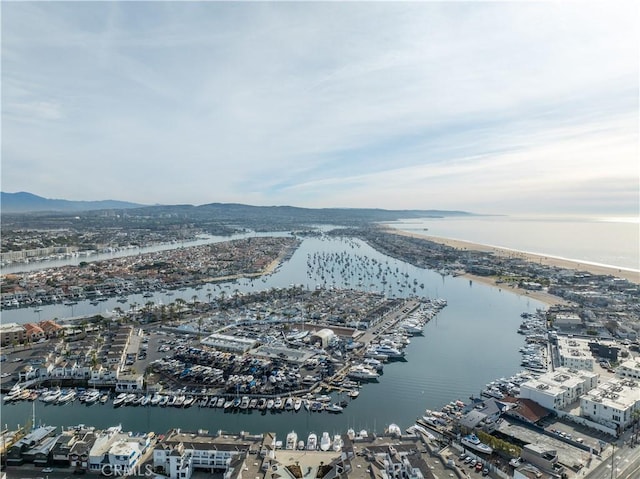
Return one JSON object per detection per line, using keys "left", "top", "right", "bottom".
{"left": 2, "top": 1, "right": 638, "bottom": 215}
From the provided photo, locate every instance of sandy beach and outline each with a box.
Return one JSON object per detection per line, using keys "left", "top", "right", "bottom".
{"left": 386, "top": 229, "right": 639, "bottom": 306}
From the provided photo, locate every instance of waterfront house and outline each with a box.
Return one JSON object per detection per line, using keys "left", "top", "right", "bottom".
{"left": 18, "top": 364, "right": 40, "bottom": 382}
{"left": 115, "top": 372, "right": 144, "bottom": 392}
{"left": 88, "top": 426, "right": 152, "bottom": 474}
{"left": 5, "top": 426, "right": 57, "bottom": 466}
{"left": 518, "top": 367, "right": 599, "bottom": 411}
{"left": 154, "top": 429, "right": 265, "bottom": 478}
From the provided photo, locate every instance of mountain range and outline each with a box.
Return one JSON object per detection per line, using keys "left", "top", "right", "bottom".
{"left": 1, "top": 191, "right": 143, "bottom": 213}
{"left": 0, "top": 192, "right": 472, "bottom": 223}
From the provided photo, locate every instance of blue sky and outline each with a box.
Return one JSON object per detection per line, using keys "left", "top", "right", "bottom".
{"left": 2, "top": 1, "right": 638, "bottom": 215}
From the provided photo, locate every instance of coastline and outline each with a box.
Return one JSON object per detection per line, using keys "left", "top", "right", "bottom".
{"left": 386, "top": 228, "right": 640, "bottom": 305}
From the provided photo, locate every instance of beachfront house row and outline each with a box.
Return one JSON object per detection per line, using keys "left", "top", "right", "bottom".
{"left": 518, "top": 368, "right": 599, "bottom": 411}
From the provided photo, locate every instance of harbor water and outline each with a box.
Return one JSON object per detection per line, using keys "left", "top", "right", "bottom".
{"left": 2, "top": 236, "right": 544, "bottom": 438}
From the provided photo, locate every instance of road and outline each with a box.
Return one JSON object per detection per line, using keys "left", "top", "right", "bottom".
{"left": 586, "top": 444, "right": 640, "bottom": 479}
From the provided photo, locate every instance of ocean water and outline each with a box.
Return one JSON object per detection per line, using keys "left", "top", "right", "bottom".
{"left": 384, "top": 215, "right": 639, "bottom": 272}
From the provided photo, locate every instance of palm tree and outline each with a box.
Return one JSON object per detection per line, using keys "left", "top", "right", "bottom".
{"left": 197, "top": 317, "right": 204, "bottom": 339}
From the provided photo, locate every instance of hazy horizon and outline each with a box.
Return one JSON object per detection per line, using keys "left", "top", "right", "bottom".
{"left": 2, "top": 2, "right": 638, "bottom": 215}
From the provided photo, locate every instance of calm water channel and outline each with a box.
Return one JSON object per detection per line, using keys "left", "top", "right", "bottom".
{"left": 2, "top": 236, "right": 544, "bottom": 439}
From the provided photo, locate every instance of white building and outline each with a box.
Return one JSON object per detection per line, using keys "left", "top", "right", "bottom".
{"left": 200, "top": 333, "right": 256, "bottom": 353}
{"left": 617, "top": 358, "right": 640, "bottom": 380}
{"left": 115, "top": 372, "right": 144, "bottom": 392}
{"left": 519, "top": 368, "right": 599, "bottom": 410}
{"left": 88, "top": 426, "right": 153, "bottom": 474}
{"left": 153, "top": 429, "right": 263, "bottom": 479}
{"left": 553, "top": 313, "right": 582, "bottom": 331}
{"left": 557, "top": 337, "right": 594, "bottom": 371}
{"left": 580, "top": 378, "right": 640, "bottom": 434}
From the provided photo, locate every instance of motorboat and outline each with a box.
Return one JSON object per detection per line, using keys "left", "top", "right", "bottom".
{"left": 307, "top": 433, "right": 317, "bottom": 450}
{"left": 332, "top": 434, "right": 343, "bottom": 452}
{"left": 347, "top": 365, "right": 379, "bottom": 381}
{"left": 461, "top": 434, "right": 493, "bottom": 454}
{"left": 286, "top": 431, "right": 298, "bottom": 450}
{"left": 113, "top": 393, "right": 127, "bottom": 407}
{"left": 320, "top": 432, "right": 331, "bottom": 451}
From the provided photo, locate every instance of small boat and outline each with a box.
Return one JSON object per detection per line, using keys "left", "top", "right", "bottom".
{"left": 159, "top": 395, "right": 169, "bottom": 407}
{"left": 257, "top": 398, "right": 267, "bottom": 410}
{"left": 239, "top": 396, "right": 250, "bottom": 409}
{"left": 293, "top": 398, "right": 302, "bottom": 411}
{"left": 57, "top": 390, "right": 77, "bottom": 404}
{"left": 266, "top": 398, "right": 275, "bottom": 409}
{"left": 326, "top": 403, "right": 343, "bottom": 413}
{"left": 216, "top": 397, "right": 225, "bottom": 408}
{"left": 332, "top": 434, "right": 343, "bottom": 452}
{"left": 284, "top": 397, "right": 294, "bottom": 410}
{"left": 320, "top": 432, "right": 331, "bottom": 451}
{"left": 99, "top": 393, "right": 109, "bottom": 404}
{"left": 307, "top": 433, "right": 317, "bottom": 450}
{"left": 249, "top": 398, "right": 258, "bottom": 409}
{"left": 183, "top": 395, "right": 195, "bottom": 407}
{"left": 286, "top": 431, "right": 298, "bottom": 450}
{"left": 84, "top": 390, "right": 100, "bottom": 404}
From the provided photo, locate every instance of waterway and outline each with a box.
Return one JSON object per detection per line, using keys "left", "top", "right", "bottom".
{"left": 2, "top": 235, "right": 544, "bottom": 439}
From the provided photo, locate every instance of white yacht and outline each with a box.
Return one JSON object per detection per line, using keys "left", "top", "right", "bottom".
{"left": 332, "top": 434, "right": 343, "bottom": 452}
{"left": 320, "top": 432, "right": 331, "bottom": 451}
{"left": 286, "top": 431, "right": 298, "bottom": 450}
{"left": 347, "top": 365, "right": 379, "bottom": 381}
{"left": 461, "top": 434, "right": 493, "bottom": 454}
{"left": 306, "top": 433, "right": 317, "bottom": 450}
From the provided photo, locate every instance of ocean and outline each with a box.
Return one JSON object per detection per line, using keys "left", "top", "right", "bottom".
{"left": 383, "top": 215, "right": 639, "bottom": 272}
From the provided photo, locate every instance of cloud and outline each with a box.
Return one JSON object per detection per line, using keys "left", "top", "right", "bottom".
{"left": 1, "top": 1, "right": 638, "bottom": 215}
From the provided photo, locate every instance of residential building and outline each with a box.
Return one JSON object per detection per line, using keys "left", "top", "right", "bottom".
{"left": 580, "top": 378, "right": 640, "bottom": 434}
{"left": 557, "top": 337, "right": 594, "bottom": 371}
{"left": 518, "top": 368, "right": 599, "bottom": 410}
{"left": 617, "top": 358, "right": 640, "bottom": 380}
{"left": 0, "top": 322, "right": 25, "bottom": 347}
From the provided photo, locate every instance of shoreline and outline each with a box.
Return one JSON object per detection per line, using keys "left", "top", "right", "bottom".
{"left": 386, "top": 228, "right": 640, "bottom": 306}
